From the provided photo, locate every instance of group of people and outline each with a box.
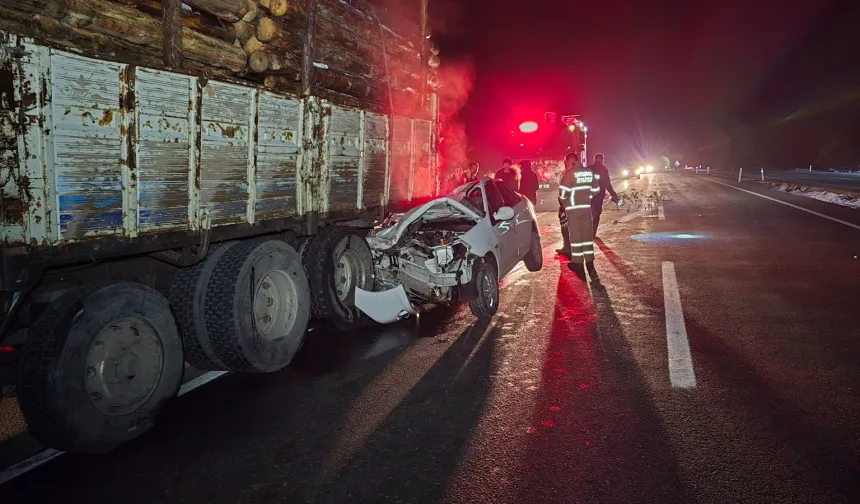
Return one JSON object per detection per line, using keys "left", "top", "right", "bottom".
{"left": 445, "top": 158, "right": 541, "bottom": 205}
{"left": 556, "top": 151, "right": 619, "bottom": 283}
{"left": 445, "top": 152, "right": 620, "bottom": 283}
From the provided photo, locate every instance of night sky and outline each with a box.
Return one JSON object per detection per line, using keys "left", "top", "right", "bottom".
{"left": 391, "top": 0, "right": 860, "bottom": 171}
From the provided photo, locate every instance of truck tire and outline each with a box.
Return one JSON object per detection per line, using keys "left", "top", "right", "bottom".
{"left": 301, "top": 227, "right": 374, "bottom": 329}
{"left": 204, "top": 240, "right": 310, "bottom": 373}
{"left": 169, "top": 241, "right": 239, "bottom": 370}
{"left": 523, "top": 227, "right": 544, "bottom": 272}
{"left": 469, "top": 261, "right": 500, "bottom": 319}
{"left": 17, "top": 283, "right": 183, "bottom": 454}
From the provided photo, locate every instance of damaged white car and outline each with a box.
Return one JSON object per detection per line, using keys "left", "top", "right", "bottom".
{"left": 355, "top": 177, "right": 544, "bottom": 324}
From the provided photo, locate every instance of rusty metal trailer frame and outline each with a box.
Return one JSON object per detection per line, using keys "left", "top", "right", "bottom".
{"left": 0, "top": 33, "right": 438, "bottom": 335}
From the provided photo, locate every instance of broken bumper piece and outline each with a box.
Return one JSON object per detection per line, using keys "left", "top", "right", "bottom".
{"left": 355, "top": 284, "right": 418, "bottom": 324}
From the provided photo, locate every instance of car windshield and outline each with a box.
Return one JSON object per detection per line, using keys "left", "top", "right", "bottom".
{"left": 448, "top": 181, "right": 486, "bottom": 217}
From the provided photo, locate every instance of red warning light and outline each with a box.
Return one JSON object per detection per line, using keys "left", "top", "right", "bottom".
{"left": 519, "top": 121, "right": 539, "bottom": 133}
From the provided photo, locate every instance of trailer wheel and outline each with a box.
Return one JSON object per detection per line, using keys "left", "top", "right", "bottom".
{"left": 301, "top": 227, "right": 374, "bottom": 329}
{"left": 523, "top": 227, "right": 544, "bottom": 272}
{"left": 204, "top": 240, "right": 310, "bottom": 373}
{"left": 169, "top": 241, "right": 239, "bottom": 370}
{"left": 17, "top": 283, "right": 183, "bottom": 454}
{"left": 469, "top": 261, "right": 500, "bottom": 319}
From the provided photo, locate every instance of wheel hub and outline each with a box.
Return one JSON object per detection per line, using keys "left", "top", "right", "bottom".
{"left": 254, "top": 270, "right": 299, "bottom": 342}
{"left": 85, "top": 317, "right": 164, "bottom": 417}
{"left": 335, "top": 249, "right": 362, "bottom": 303}
{"left": 481, "top": 270, "right": 497, "bottom": 308}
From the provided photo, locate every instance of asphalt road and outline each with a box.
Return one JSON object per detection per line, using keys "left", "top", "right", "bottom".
{"left": 2, "top": 173, "right": 860, "bottom": 503}
{"left": 735, "top": 169, "right": 860, "bottom": 191}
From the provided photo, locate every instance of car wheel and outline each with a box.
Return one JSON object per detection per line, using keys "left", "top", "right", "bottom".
{"left": 523, "top": 228, "right": 543, "bottom": 272}
{"left": 17, "top": 283, "right": 184, "bottom": 454}
{"left": 469, "top": 261, "right": 499, "bottom": 319}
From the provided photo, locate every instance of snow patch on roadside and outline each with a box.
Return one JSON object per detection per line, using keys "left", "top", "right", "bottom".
{"left": 773, "top": 183, "right": 860, "bottom": 209}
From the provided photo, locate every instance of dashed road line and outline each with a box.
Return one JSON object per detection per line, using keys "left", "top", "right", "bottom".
{"left": 662, "top": 261, "right": 696, "bottom": 388}
{"left": 0, "top": 370, "right": 230, "bottom": 486}
{"left": 657, "top": 199, "right": 665, "bottom": 220}
{"left": 704, "top": 178, "right": 860, "bottom": 231}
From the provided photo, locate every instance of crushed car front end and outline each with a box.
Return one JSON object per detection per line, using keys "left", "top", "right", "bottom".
{"left": 355, "top": 197, "right": 486, "bottom": 324}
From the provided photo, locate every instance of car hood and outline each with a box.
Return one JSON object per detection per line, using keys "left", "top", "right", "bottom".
{"left": 366, "top": 197, "right": 482, "bottom": 250}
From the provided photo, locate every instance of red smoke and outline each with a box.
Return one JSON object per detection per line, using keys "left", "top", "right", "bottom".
{"left": 435, "top": 58, "right": 475, "bottom": 189}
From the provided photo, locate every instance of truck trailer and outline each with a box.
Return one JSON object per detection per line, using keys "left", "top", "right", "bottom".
{"left": 0, "top": 0, "right": 440, "bottom": 455}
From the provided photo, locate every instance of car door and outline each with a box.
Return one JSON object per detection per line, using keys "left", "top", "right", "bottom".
{"left": 495, "top": 180, "right": 532, "bottom": 258}
{"left": 483, "top": 180, "right": 519, "bottom": 275}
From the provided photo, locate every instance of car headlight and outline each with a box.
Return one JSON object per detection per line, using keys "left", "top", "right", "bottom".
{"left": 622, "top": 169, "right": 629, "bottom": 177}
{"left": 636, "top": 167, "right": 644, "bottom": 174}
{"left": 646, "top": 165, "right": 654, "bottom": 173}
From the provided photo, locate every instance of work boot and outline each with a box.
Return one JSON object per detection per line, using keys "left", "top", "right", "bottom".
{"left": 556, "top": 225, "right": 570, "bottom": 256}
{"left": 585, "top": 261, "right": 600, "bottom": 284}
{"left": 567, "top": 261, "right": 586, "bottom": 281}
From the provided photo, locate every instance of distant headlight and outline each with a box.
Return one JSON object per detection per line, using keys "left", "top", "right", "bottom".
{"left": 636, "top": 167, "right": 644, "bottom": 174}
{"left": 646, "top": 165, "right": 654, "bottom": 173}
{"left": 622, "top": 169, "right": 629, "bottom": 177}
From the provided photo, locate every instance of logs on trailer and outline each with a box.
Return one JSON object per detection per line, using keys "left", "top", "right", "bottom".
{"left": 183, "top": 0, "right": 249, "bottom": 22}
{"left": 136, "top": 0, "right": 237, "bottom": 43}
{"left": 0, "top": 0, "right": 437, "bottom": 109}
{"left": 1, "top": 0, "right": 247, "bottom": 71}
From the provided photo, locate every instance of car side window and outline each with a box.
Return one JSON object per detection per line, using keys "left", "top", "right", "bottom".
{"left": 485, "top": 182, "right": 505, "bottom": 216}
{"left": 465, "top": 186, "right": 485, "bottom": 215}
{"left": 495, "top": 181, "right": 522, "bottom": 207}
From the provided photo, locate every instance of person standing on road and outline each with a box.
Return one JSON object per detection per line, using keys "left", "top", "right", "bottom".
{"left": 588, "top": 153, "right": 620, "bottom": 238}
{"left": 558, "top": 151, "right": 601, "bottom": 282}
{"left": 495, "top": 158, "right": 519, "bottom": 193}
{"left": 518, "top": 159, "right": 539, "bottom": 204}
{"left": 463, "top": 161, "right": 480, "bottom": 183}
{"left": 444, "top": 165, "right": 464, "bottom": 193}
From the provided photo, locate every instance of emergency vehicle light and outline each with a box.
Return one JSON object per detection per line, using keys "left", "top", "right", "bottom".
{"left": 519, "top": 121, "right": 539, "bottom": 133}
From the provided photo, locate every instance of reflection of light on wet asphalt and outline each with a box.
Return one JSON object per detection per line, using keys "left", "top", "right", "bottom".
{"left": 631, "top": 231, "right": 710, "bottom": 244}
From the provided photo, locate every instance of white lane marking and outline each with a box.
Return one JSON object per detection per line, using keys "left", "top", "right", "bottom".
{"left": 662, "top": 261, "right": 696, "bottom": 389}
{"left": 0, "top": 449, "right": 62, "bottom": 486}
{"left": 0, "top": 370, "right": 229, "bottom": 486}
{"left": 178, "top": 371, "right": 229, "bottom": 396}
{"left": 704, "top": 178, "right": 860, "bottom": 231}
{"left": 658, "top": 200, "right": 665, "bottom": 220}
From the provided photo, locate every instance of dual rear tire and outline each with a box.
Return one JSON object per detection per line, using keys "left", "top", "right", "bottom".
{"left": 18, "top": 239, "right": 313, "bottom": 454}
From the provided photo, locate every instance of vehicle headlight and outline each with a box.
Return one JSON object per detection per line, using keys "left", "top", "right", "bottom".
{"left": 622, "top": 169, "right": 629, "bottom": 177}
{"left": 646, "top": 165, "right": 654, "bottom": 173}
{"left": 636, "top": 167, "right": 644, "bottom": 174}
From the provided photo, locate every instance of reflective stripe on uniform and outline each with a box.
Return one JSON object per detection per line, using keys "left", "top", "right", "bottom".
{"left": 583, "top": 250, "right": 595, "bottom": 255}
{"left": 571, "top": 241, "right": 594, "bottom": 247}
{"left": 571, "top": 252, "right": 584, "bottom": 257}
{"left": 565, "top": 204, "right": 591, "bottom": 210}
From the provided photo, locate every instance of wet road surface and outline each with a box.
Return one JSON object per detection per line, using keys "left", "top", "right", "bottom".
{"left": 2, "top": 173, "right": 860, "bottom": 503}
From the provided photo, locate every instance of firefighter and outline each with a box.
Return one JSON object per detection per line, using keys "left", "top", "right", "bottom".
{"left": 558, "top": 151, "right": 600, "bottom": 282}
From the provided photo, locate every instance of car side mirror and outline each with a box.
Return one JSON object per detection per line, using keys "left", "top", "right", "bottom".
{"left": 494, "top": 206, "right": 515, "bottom": 221}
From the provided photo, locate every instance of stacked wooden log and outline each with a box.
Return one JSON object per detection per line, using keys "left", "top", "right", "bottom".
{"left": 0, "top": 0, "right": 438, "bottom": 115}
